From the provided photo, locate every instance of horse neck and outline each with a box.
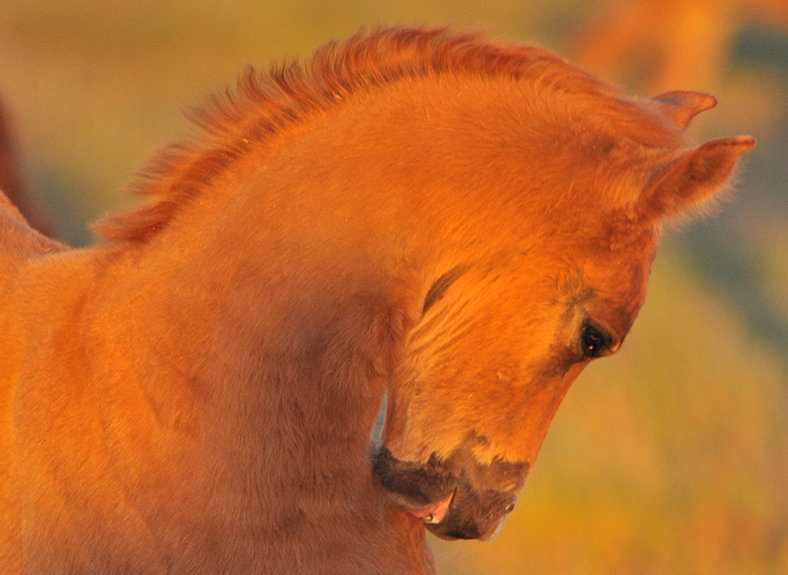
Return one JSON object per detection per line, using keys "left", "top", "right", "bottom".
{"left": 98, "top": 104, "right": 440, "bottom": 516}
{"left": 114, "top": 194, "right": 407, "bottom": 488}
{"left": 65, "top": 115, "right": 438, "bottom": 570}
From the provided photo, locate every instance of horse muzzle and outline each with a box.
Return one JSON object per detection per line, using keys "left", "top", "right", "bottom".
{"left": 373, "top": 445, "right": 528, "bottom": 540}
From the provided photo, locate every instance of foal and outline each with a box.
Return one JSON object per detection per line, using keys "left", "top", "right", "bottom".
{"left": 0, "top": 27, "right": 753, "bottom": 574}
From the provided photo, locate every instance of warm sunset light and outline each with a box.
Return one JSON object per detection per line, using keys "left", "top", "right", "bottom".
{"left": 1, "top": 2, "right": 784, "bottom": 574}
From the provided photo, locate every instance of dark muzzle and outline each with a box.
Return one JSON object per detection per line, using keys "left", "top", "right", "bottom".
{"left": 373, "top": 445, "right": 528, "bottom": 540}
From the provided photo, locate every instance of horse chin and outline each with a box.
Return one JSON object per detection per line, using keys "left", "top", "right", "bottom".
{"left": 373, "top": 445, "right": 527, "bottom": 541}
{"left": 422, "top": 482, "right": 515, "bottom": 541}
{"left": 426, "top": 517, "right": 504, "bottom": 541}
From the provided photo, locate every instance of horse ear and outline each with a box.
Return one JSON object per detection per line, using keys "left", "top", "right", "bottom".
{"left": 651, "top": 91, "right": 718, "bottom": 130}
{"left": 638, "top": 136, "right": 755, "bottom": 221}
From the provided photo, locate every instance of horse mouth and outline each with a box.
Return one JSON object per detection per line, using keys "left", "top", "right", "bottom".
{"left": 373, "top": 446, "right": 526, "bottom": 541}
{"left": 405, "top": 491, "right": 456, "bottom": 525}
{"left": 412, "top": 480, "right": 517, "bottom": 541}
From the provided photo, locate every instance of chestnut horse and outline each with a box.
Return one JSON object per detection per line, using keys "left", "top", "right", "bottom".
{"left": 0, "top": 28, "right": 753, "bottom": 574}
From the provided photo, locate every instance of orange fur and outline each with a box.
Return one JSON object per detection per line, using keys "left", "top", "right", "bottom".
{"left": 0, "top": 27, "right": 753, "bottom": 572}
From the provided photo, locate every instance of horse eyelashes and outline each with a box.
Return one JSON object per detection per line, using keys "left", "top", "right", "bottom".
{"left": 422, "top": 266, "right": 468, "bottom": 315}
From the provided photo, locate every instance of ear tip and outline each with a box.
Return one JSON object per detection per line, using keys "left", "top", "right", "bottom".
{"left": 639, "top": 134, "right": 756, "bottom": 220}
{"left": 704, "top": 135, "right": 756, "bottom": 155}
{"left": 653, "top": 90, "right": 717, "bottom": 109}
{"left": 734, "top": 136, "right": 756, "bottom": 151}
{"left": 651, "top": 90, "right": 719, "bottom": 129}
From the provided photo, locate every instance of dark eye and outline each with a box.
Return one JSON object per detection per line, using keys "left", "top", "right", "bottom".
{"left": 580, "top": 323, "right": 610, "bottom": 358}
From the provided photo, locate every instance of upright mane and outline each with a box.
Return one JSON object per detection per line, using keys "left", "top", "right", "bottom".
{"left": 96, "top": 26, "right": 617, "bottom": 243}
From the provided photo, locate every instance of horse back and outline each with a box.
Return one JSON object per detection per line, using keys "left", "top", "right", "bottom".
{"left": 0, "top": 190, "right": 65, "bottom": 286}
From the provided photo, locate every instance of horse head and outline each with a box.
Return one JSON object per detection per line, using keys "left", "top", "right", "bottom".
{"left": 369, "top": 80, "right": 753, "bottom": 540}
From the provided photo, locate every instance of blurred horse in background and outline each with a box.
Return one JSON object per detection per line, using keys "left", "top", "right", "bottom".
{"left": 0, "top": 27, "right": 753, "bottom": 574}
{"left": 572, "top": 0, "right": 788, "bottom": 92}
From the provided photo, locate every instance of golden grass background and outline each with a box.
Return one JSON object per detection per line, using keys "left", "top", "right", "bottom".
{"left": 1, "top": 1, "right": 785, "bottom": 573}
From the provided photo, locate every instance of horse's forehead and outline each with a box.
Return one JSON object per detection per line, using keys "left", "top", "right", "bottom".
{"left": 472, "top": 226, "right": 657, "bottom": 333}
{"left": 587, "top": 238, "right": 656, "bottom": 317}
{"left": 464, "top": 225, "right": 654, "bottom": 303}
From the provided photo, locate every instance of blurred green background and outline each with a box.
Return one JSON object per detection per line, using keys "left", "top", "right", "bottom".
{"left": 1, "top": 1, "right": 785, "bottom": 573}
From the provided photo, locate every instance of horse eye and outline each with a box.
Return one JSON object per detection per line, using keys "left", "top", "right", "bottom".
{"left": 580, "top": 323, "right": 610, "bottom": 358}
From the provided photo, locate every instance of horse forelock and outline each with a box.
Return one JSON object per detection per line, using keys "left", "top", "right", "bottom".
{"left": 94, "top": 25, "right": 650, "bottom": 244}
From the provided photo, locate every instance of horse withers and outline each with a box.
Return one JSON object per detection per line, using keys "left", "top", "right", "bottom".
{"left": 0, "top": 28, "right": 753, "bottom": 574}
